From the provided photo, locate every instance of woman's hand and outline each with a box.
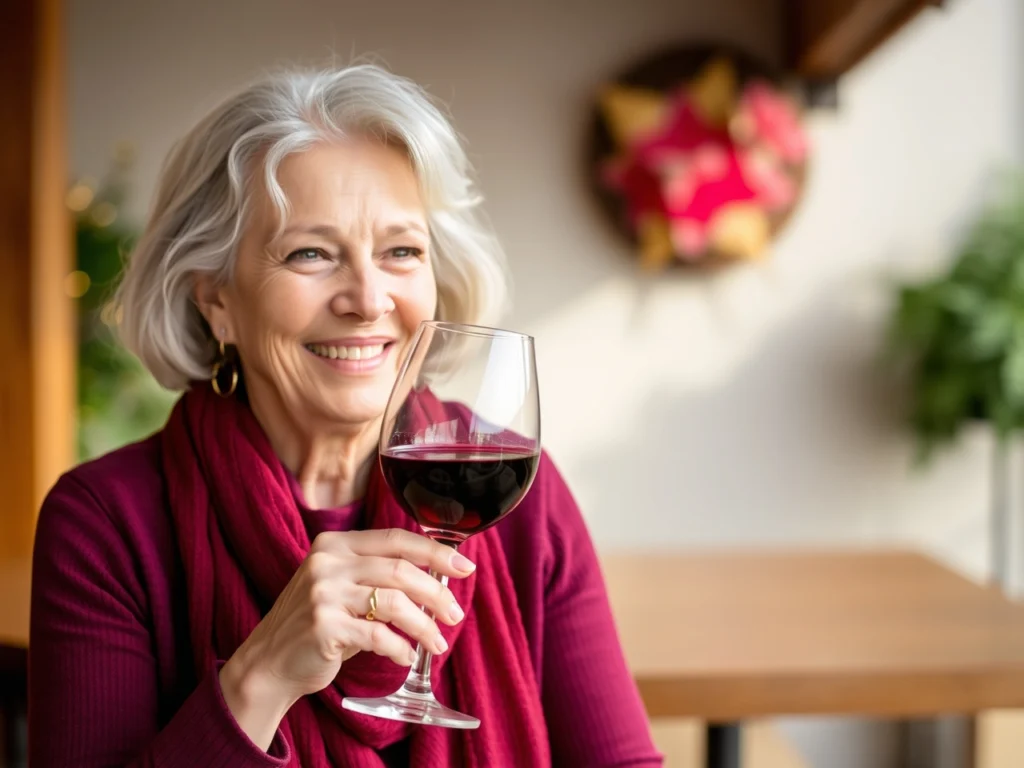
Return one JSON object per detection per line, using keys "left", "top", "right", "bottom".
{"left": 218, "top": 528, "right": 474, "bottom": 750}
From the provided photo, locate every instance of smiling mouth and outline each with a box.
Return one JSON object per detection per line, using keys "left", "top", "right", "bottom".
{"left": 303, "top": 342, "right": 393, "bottom": 361}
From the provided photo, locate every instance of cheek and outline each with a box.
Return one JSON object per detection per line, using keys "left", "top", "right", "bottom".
{"left": 229, "top": 274, "right": 320, "bottom": 350}
{"left": 398, "top": 272, "right": 438, "bottom": 334}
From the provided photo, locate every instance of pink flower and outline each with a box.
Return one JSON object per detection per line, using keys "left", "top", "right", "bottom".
{"left": 738, "top": 147, "right": 796, "bottom": 210}
{"left": 691, "top": 145, "right": 729, "bottom": 179}
{"left": 734, "top": 81, "right": 808, "bottom": 164}
{"left": 671, "top": 219, "right": 707, "bottom": 259}
{"left": 663, "top": 165, "right": 698, "bottom": 210}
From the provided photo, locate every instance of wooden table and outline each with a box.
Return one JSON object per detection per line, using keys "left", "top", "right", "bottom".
{"left": 602, "top": 550, "right": 1024, "bottom": 768}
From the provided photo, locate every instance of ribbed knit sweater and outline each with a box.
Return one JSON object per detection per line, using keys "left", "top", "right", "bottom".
{"left": 29, "top": 434, "right": 662, "bottom": 767}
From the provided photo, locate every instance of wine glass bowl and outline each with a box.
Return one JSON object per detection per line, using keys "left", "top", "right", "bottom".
{"left": 379, "top": 446, "right": 539, "bottom": 546}
{"left": 342, "top": 321, "right": 540, "bottom": 729}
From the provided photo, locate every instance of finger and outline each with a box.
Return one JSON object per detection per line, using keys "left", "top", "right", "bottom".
{"left": 310, "top": 532, "right": 351, "bottom": 556}
{"left": 349, "top": 557, "right": 463, "bottom": 625}
{"left": 344, "top": 528, "right": 476, "bottom": 578}
{"left": 340, "top": 616, "right": 418, "bottom": 667}
{"left": 359, "top": 587, "right": 448, "bottom": 655}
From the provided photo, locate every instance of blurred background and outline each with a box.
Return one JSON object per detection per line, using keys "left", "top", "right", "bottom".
{"left": 2, "top": 0, "right": 1024, "bottom": 766}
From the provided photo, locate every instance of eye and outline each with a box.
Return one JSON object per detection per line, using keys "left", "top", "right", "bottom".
{"left": 285, "top": 248, "right": 328, "bottom": 263}
{"left": 388, "top": 246, "right": 423, "bottom": 260}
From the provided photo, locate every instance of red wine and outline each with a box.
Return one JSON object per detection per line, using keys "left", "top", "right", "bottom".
{"left": 381, "top": 445, "right": 539, "bottom": 544}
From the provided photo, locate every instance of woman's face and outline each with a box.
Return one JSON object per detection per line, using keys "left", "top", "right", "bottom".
{"left": 201, "top": 138, "right": 437, "bottom": 431}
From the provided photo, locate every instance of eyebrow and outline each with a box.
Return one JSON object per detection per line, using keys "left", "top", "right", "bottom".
{"left": 277, "top": 221, "right": 429, "bottom": 240}
{"left": 383, "top": 221, "right": 429, "bottom": 237}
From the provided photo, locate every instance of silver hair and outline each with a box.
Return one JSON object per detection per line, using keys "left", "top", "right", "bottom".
{"left": 112, "top": 64, "right": 510, "bottom": 390}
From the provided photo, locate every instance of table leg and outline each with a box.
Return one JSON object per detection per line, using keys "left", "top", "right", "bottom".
{"left": 0, "top": 646, "right": 28, "bottom": 768}
{"left": 897, "top": 716, "right": 975, "bottom": 768}
{"left": 705, "top": 722, "right": 742, "bottom": 768}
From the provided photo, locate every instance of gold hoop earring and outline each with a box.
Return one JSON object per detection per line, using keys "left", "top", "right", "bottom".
{"left": 211, "top": 341, "right": 238, "bottom": 397}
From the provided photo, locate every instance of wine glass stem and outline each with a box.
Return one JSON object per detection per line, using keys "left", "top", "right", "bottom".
{"left": 401, "top": 568, "right": 449, "bottom": 697}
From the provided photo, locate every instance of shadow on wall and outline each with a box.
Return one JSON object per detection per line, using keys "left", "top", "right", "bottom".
{"left": 557, "top": 267, "right": 990, "bottom": 555}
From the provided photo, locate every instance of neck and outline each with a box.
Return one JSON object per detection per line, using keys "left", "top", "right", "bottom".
{"left": 246, "top": 384, "right": 381, "bottom": 509}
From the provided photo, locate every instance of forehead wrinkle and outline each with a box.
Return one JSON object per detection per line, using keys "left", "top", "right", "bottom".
{"left": 261, "top": 140, "right": 427, "bottom": 249}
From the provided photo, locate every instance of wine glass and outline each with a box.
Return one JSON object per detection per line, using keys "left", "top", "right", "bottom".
{"left": 341, "top": 321, "right": 541, "bottom": 729}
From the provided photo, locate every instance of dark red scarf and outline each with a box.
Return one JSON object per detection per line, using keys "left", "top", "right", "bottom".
{"left": 161, "top": 382, "right": 550, "bottom": 767}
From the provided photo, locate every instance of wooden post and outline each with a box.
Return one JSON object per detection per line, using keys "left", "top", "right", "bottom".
{"left": 0, "top": 0, "right": 74, "bottom": 559}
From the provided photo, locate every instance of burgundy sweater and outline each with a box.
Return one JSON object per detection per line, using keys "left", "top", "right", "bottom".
{"left": 29, "top": 434, "right": 662, "bottom": 767}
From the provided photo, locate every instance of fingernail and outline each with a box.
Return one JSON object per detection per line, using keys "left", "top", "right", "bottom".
{"left": 408, "top": 648, "right": 419, "bottom": 666}
{"left": 450, "top": 600, "right": 464, "bottom": 622}
{"left": 436, "top": 634, "right": 449, "bottom": 653}
{"left": 451, "top": 553, "right": 476, "bottom": 572}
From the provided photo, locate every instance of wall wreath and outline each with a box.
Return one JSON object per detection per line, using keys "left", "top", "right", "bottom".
{"left": 588, "top": 44, "right": 809, "bottom": 270}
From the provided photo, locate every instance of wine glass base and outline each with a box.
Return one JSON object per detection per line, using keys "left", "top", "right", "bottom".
{"left": 342, "top": 692, "right": 481, "bottom": 729}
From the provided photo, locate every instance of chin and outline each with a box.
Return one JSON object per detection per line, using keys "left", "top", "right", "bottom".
{"left": 314, "top": 392, "right": 388, "bottom": 429}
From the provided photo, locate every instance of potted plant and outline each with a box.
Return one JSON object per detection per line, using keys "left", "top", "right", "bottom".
{"left": 885, "top": 170, "right": 1024, "bottom": 588}
{"left": 70, "top": 147, "right": 177, "bottom": 461}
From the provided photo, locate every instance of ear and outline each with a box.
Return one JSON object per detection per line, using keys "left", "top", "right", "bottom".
{"left": 193, "top": 273, "right": 236, "bottom": 344}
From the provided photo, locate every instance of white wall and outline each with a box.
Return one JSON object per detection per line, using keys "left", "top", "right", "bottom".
{"left": 69, "top": 0, "right": 1024, "bottom": 765}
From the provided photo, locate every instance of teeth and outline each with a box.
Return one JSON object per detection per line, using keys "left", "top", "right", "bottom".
{"left": 307, "top": 343, "right": 385, "bottom": 361}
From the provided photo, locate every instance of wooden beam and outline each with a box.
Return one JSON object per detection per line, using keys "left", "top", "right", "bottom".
{"left": 0, "top": 0, "right": 74, "bottom": 559}
{"left": 787, "top": 0, "right": 943, "bottom": 80}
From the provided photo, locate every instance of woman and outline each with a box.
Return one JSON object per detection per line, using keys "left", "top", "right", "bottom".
{"left": 29, "top": 65, "right": 662, "bottom": 767}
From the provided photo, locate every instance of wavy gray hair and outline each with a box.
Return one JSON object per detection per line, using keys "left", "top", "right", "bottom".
{"left": 112, "top": 64, "right": 510, "bottom": 390}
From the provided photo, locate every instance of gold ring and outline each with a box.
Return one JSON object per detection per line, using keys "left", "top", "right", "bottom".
{"left": 365, "top": 587, "right": 380, "bottom": 622}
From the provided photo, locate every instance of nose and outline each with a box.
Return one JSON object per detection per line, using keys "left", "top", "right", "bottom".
{"left": 331, "top": 262, "right": 395, "bottom": 323}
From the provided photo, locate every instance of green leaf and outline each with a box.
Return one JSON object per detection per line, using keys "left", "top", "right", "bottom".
{"left": 967, "top": 303, "right": 1014, "bottom": 358}
{"left": 1003, "top": 337, "right": 1024, "bottom": 408}
{"left": 888, "top": 285, "right": 942, "bottom": 351}
{"left": 939, "top": 283, "right": 986, "bottom": 316}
